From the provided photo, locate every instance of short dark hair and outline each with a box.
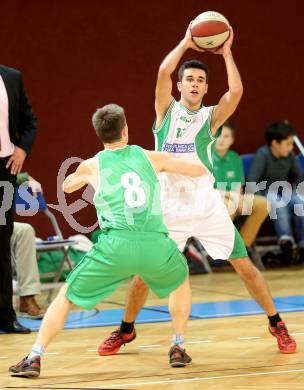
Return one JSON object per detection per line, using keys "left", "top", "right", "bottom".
{"left": 265, "top": 121, "right": 296, "bottom": 145}
{"left": 222, "top": 121, "right": 235, "bottom": 137}
{"left": 92, "top": 104, "right": 126, "bottom": 143}
{"left": 178, "top": 60, "right": 209, "bottom": 82}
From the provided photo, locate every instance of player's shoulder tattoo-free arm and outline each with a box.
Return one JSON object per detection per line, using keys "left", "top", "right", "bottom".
{"left": 147, "top": 151, "right": 206, "bottom": 177}
{"left": 211, "top": 52, "right": 243, "bottom": 134}
{"left": 155, "top": 39, "right": 189, "bottom": 128}
{"left": 63, "top": 158, "right": 97, "bottom": 193}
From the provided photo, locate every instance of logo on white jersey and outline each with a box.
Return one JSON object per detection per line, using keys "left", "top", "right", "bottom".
{"left": 163, "top": 143, "right": 195, "bottom": 153}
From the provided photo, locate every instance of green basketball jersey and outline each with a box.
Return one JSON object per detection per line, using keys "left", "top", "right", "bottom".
{"left": 93, "top": 145, "right": 168, "bottom": 233}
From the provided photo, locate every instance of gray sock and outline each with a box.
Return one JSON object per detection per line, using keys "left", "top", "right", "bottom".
{"left": 28, "top": 344, "right": 45, "bottom": 358}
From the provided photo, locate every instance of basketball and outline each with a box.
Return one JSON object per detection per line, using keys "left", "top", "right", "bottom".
{"left": 190, "top": 11, "right": 230, "bottom": 49}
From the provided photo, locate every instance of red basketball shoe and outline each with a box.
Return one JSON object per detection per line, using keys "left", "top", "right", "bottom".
{"left": 98, "top": 328, "right": 136, "bottom": 356}
{"left": 269, "top": 321, "right": 296, "bottom": 354}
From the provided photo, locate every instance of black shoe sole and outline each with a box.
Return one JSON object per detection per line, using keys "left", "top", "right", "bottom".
{"left": 9, "top": 370, "right": 40, "bottom": 378}
{"left": 18, "top": 312, "right": 44, "bottom": 320}
{"left": 170, "top": 360, "right": 192, "bottom": 367}
{"left": 0, "top": 329, "right": 31, "bottom": 334}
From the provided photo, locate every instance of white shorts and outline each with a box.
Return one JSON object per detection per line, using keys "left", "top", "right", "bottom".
{"left": 163, "top": 188, "right": 247, "bottom": 260}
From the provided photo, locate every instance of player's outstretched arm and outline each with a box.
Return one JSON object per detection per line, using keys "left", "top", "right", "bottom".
{"left": 63, "top": 159, "right": 96, "bottom": 193}
{"left": 211, "top": 27, "right": 243, "bottom": 134}
{"left": 155, "top": 22, "right": 205, "bottom": 128}
{"left": 147, "top": 151, "right": 206, "bottom": 177}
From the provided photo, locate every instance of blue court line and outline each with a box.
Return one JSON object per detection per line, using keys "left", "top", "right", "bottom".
{"left": 9, "top": 295, "right": 304, "bottom": 332}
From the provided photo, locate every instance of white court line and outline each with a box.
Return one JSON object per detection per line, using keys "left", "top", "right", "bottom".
{"left": 237, "top": 337, "right": 261, "bottom": 340}
{"left": 87, "top": 349, "right": 98, "bottom": 352}
{"left": 139, "top": 341, "right": 213, "bottom": 347}
{"left": 0, "top": 356, "right": 8, "bottom": 359}
{"left": 44, "top": 352, "right": 59, "bottom": 355}
{"left": 291, "top": 332, "right": 304, "bottom": 336}
{"left": 60, "top": 318, "right": 172, "bottom": 329}
{"left": 87, "top": 368, "right": 304, "bottom": 388}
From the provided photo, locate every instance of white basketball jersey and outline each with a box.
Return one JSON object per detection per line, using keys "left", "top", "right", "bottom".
{"left": 153, "top": 99, "right": 221, "bottom": 224}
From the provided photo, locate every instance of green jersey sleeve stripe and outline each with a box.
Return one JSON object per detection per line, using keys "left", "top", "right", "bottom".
{"left": 207, "top": 106, "right": 217, "bottom": 141}
{"left": 152, "top": 99, "right": 175, "bottom": 134}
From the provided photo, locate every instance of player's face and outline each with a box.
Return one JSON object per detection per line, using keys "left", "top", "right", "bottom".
{"left": 178, "top": 68, "right": 208, "bottom": 109}
{"left": 272, "top": 136, "right": 294, "bottom": 157}
{"left": 216, "top": 126, "right": 234, "bottom": 153}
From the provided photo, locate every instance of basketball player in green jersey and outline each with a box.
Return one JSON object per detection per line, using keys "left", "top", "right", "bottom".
{"left": 99, "top": 24, "right": 296, "bottom": 356}
{"left": 9, "top": 103, "right": 209, "bottom": 377}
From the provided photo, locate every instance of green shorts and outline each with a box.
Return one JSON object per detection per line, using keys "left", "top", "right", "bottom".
{"left": 66, "top": 229, "right": 188, "bottom": 310}
{"left": 229, "top": 227, "right": 248, "bottom": 260}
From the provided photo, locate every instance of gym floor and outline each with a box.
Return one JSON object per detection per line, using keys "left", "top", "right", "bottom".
{"left": 1, "top": 267, "right": 303, "bottom": 389}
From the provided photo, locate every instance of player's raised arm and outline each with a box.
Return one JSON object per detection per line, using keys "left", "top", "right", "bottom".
{"left": 63, "top": 158, "right": 98, "bottom": 193}
{"left": 155, "top": 23, "right": 205, "bottom": 128}
{"left": 147, "top": 150, "right": 207, "bottom": 177}
{"left": 210, "top": 27, "right": 243, "bottom": 135}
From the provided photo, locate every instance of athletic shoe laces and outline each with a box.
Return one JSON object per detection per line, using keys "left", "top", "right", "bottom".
{"left": 276, "top": 324, "right": 292, "bottom": 344}
{"left": 104, "top": 330, "right": 121, "bottom": 345}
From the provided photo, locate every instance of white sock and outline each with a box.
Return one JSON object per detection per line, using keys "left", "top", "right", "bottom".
{"left": 28, "top": 344, "right": 45, "bottom": 358}
{"left": 171, "top": 334, "right": 185, "bottom": 349}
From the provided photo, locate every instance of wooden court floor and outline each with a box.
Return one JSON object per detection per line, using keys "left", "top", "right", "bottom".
{"left": 1, "top": 267, "right": 303, "bottom": 389}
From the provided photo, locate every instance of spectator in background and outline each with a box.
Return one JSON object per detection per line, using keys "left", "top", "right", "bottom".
{"left": 213, "top": 122, "right": 269, "bottom": 255}
{"left": 11, "top": 222, "right": 45, "bottom": 319}
{"left": 11, "top": 171, "right": 45, "bottom": 319}
{"left": 247, "top": 121, "right": 304, "bottom": 262}
{"left": 0, "top": 64, "right": 37, "bottom": 334}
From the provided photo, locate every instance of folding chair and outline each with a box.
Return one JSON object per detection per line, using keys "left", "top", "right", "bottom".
{"left": 184, "top": 237, "right": 212, "bottom": 273}
{"left": 240, "top": 153, "right": 254, "bottom": 179}
{"left": 14, "top": 184, "right": 77, "bottom": 301}
{"left": 296, "top": 154, "right": 304, "bottom": 174}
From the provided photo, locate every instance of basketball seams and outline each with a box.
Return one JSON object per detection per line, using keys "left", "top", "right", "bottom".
{"left": 192, "top": 31, "right": 230, "bottom": 49}
{"left": 191, "top": 21, "right": 229, "bottom": 37}
{"left": 190, "top": 11, "right": 230, "bottom": 49}
{"left": 193, "top": 11, "right": 229, "bottom": 26}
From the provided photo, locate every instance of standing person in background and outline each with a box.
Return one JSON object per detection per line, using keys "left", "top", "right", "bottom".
{"left": 0, "top": 64, "right": 37, "bottom": 334}
{"left": 247, "top": 121, "right": 304, "bottom": 263}
{"left": 11, "top": 222, "right": 45, "bottom": 319}
{"left": 213, "top": 122, "right": 269, "bottom": 254}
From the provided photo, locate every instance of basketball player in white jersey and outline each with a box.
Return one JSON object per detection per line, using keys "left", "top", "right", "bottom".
{"left": 99, "top": 23, "right": 296, "bottom": 360}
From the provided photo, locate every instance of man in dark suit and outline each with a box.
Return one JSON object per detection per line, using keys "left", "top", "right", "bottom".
{"left": 0, "top": 64, "right": 37, "bottom": 333}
